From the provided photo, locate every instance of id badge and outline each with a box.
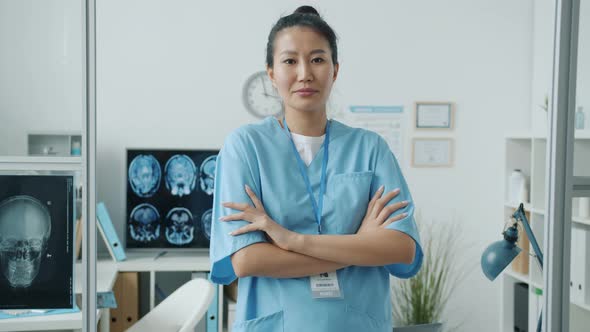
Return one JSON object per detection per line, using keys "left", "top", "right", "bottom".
{"left": 310, "top": 272, "right": 342, "bottom": 299}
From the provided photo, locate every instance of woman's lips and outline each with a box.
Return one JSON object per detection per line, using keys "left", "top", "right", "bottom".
{"left": 294, "top": 88, "right": 318, "bottom": 97}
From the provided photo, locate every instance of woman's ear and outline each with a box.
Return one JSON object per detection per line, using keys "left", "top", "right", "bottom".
{"left": 266, "top": 65, "right": 276, "bottom": 88}
{"left": 333, "top": 63, "right": 339, "bottom": 82}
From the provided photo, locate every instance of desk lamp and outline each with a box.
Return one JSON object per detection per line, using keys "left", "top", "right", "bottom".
{"left": 481, "top": 203, "right": 544, "bottom": 332}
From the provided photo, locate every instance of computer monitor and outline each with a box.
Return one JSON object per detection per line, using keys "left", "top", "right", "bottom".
{"left": 126, "top": 149, "right": 218, "bottom": 249}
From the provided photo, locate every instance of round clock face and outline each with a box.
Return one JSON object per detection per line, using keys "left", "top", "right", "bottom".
{"left": 242, "top": 71, "right": 283, "bottom": 119}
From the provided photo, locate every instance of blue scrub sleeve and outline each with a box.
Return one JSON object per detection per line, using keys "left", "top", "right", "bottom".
{"left": 372, "top": 136, "right": 423, "bottom": 279}
{"left": 209, "top": 131, "right": 267, "bottom": 285}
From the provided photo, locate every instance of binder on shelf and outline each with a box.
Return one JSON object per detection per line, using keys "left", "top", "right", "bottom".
{"left": 75, "top": 218, "right": 83, "bottom": 260}
{"left": 97, "top": 202, "right": 126, "bottom": 262}
{"left": 529, "top": 287, "right": 543, "bottom": 331}
{"left": 110, "top": 272, "right": 139, "bottom": 332}
{"left": 571, "top": 226, "right": 589, "bottom": 304}
{"left": 577, "top": 227, "right": 590, "bottom": 303}
{"left": 511, "top": 217, "right": 530, "bottom": 275}
{"left": 571, "top": 227, "right": 582, "bottom": 304}
{"left": 206, "top": 273, "right": 219, "bottom": 332}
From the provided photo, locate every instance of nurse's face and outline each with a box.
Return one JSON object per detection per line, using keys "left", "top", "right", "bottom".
{"left": 267, "top": 26, "right": 339, "bottom": 114}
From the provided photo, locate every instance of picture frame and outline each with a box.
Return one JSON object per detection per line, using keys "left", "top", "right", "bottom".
{"left": 415, "top": 102, "right": 454, "bottom": 129}
{"left": 411, "top": 138, "right": 454, "bottom": 167}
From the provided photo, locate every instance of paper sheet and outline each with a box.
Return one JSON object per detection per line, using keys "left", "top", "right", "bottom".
{"left": 337, "top": 106, "right": 405, "bottom": 165}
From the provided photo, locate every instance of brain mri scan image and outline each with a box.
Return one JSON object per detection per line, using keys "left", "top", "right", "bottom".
{"left": 128, "top": 154, "right": 161, "bottom": 198}
{"left": 0, "top": 196, "right": 51, "bottom": 288}
{"left": 126, "top": 149, "right": 218, "bottom": 248}
{"left": 201, "top": 208, "right": 212, "bottom": 240}
{"left": 199, "top": 155, "right": 217, "bottom": 195}
{"left": 129, "top": 203, "right": 161, "bottom": 243}
{"left": 164, "top": 207, "right": 195, "bottom": 245}
{"left": 164, "top": 155, "right": 197, "bottom": 197}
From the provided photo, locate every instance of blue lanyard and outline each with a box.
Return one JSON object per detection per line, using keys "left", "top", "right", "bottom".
{"left": 282, "top": 117, "right": 331, "bottom": 234}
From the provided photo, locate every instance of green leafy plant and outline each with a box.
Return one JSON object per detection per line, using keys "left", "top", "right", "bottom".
{"left": 391, "top": 215, "right": 471, "bottom": 331}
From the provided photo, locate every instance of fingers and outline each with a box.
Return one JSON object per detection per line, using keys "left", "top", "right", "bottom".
{"left": 366, "top": 185, "right": 385, "bottom": 216}
{"left": 219, "top": 212, "right": 247, "bottom": 222}
{"left": 371, "top": 188, "right": 401, "bottom": 219}
{"left": 376, "top": 200, "right": 410, "bottom": 223}
{"left": 381, "top": 212, "right": 408, "bottom": 228}
{"left": 229, "top": 224, "right": 259, "bottom": 236}
{"left": 222, "top": 202, "right": 251, "bottom": 211}
{"left": 244, "top": 185, "right": 264, "bottom": 211}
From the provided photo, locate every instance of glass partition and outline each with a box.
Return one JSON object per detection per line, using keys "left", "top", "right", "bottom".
{"left": 0, "top": 0, "right": 84, "bottom": 158}
{"left": 0, "top": 0, "right": 93, "bottom": 331}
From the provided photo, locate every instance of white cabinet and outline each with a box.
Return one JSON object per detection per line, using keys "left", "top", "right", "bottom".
{"left": 499, "top": 0, "right": 590, "bottom": 328}
{"left": 502, "top": 136, "right": 590, "bottom": 331}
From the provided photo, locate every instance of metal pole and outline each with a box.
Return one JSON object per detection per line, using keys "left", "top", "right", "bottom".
{"left": 83, "top": 0, "right": 97, "bottom": 330}
{"left": 545, "top": 0, "right": 579, "bottom": 330}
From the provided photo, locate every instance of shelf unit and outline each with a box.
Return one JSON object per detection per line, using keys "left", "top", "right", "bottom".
{"left": 501, "top": 134, "right": 590, "bottom": 331}
{"left": 27, "top": 131, "right": 82, "bottom": 157}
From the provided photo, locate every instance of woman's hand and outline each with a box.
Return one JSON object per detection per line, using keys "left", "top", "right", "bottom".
{"left": 357, "top": 185, "right": 409, "bottom": 234}
{"left": 220, "top": 185, "right": 297, "bottom": 251}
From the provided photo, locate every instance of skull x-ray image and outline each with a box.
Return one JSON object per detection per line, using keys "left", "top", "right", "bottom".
{"left": 128, "top": 154, "right": 161, "bottom": 198}
{"left": 126, "top": 149, "right": 218, "bottom": 249}
{"left": 164, "top": 207, "right": 194, "bottom": 245}
{"left": 129, "top": 203, "right": 161, "bottom": 243}
{"left": 0, "top": 175, "right": 74, "bottom": 310}
{"left": 164, "top": 155, "right": 197, "bottom": 197}
{"left": 0, "top": 196, "right": 51, "bottom": 288}
{"left": 199, "top": 155, "right": 217, "bottom": 196}
{"left": 201, "top": 208, "right": 212, "bottom": 240}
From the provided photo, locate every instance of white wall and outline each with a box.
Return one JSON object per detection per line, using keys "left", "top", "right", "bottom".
{"left": 0, "top": 0, "right": 83, "bottom": 156}
{"left": 96, "top": 1, "right": 533, "bottom": 331}
{"left": 577, "top": 0, "right": 590, "bottom": 116}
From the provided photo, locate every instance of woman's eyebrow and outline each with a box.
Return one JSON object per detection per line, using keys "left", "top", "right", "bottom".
{"left": 309, "top": 49, "right": 326, "bottom": 55}
{"left": 279, "top": 49, "right": 327, "bottom": 56}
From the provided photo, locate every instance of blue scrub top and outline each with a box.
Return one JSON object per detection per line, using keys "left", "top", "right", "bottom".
{"left": 210, "top": 117, "right": 423, "bottom": 332}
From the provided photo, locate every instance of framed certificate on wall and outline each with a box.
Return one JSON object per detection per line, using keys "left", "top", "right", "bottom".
{"left": 415, "top": 102, "right": 455, "bottom": 129}
{"left": 411, "top": 138, "right": 454, "bottom": 167}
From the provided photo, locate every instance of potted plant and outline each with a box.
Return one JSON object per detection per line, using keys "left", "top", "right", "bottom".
{"left": 391, "top": 214, "right": 470, "bottom": 332}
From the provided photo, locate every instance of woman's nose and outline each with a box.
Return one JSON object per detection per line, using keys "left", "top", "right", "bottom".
{"left": 297, "top": 63, "right": 313, "bottom": 82}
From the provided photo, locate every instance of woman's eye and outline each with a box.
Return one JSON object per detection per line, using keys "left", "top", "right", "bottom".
{"left": 283, "top": 59, "right": 296, "bottom": 65}
{"left": 312, "top": 58, "right": 325, "bottom": 63}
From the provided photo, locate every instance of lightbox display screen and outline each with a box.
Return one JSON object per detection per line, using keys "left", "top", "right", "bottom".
{"left": 126, "top": 149, "right": 218, "bottom": 249}
{"left": 0, "top": 175, "right": 74, "bottom": 310}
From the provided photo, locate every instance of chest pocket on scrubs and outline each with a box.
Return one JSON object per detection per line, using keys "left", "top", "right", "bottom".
{"left": 232, "top": 310, "right": 284, "bottom": 332}
{"left": 329, "top": 171, "right": 373, "bottom": 234}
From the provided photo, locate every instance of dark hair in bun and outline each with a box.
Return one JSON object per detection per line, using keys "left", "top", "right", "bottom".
{"left": 266, "top": 5, "right": 338, "bottom": 68}
{"left": 293, "top": 5, "right": 320, "bottom": 16}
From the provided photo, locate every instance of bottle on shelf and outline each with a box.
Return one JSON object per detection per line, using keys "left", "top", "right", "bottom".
{"left": 71, "top": 141, "right": 81, "bottom": 156}
{"left": 575, "top": 106, "right": 585, "bottom": 130}
{"left": 509, "top": 169, "right": 529, "bottom": 204}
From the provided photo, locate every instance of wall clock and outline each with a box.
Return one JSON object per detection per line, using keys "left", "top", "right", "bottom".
{"left": 242, "top": 71, "right": 283, "bottom": 118}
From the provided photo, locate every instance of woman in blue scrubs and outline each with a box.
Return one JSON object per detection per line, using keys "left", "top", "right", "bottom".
{"left": 210, "top": 6, "right": 423, "bottom": 332}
